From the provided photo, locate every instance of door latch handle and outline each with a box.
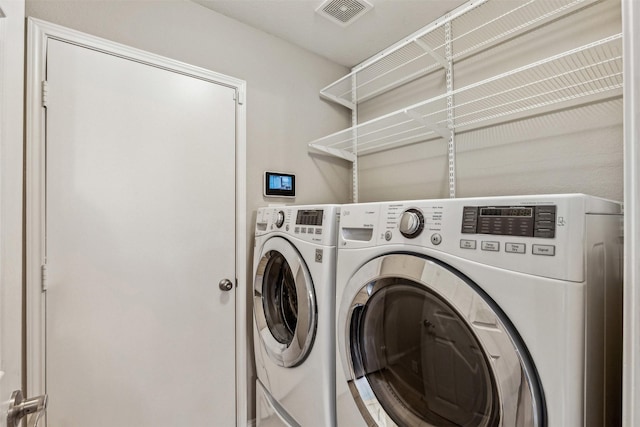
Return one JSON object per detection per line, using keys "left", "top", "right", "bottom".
{"left": 7, "top": 390, "right": 48, "bottom": 427}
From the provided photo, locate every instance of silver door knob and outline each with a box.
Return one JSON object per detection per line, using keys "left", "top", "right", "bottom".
{"left": 219, "top": 278, "right": 234, "bottom": 291}
{"left": 7, "top": 390, "right": 48, "bottom": 427}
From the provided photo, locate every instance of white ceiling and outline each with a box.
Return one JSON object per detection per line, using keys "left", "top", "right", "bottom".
{"left": 191, "top": 0, "right": 467, "bottom": 67}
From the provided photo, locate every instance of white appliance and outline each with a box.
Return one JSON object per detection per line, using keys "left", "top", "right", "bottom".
{"left": 335, "top": 194, "right": 623, "bottom": 427}
{"left": 254, "top": 205, "right": 340, "bottom": 427}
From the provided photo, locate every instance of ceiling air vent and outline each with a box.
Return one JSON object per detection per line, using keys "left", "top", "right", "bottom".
{"left": 316, "top": 0, "right": 374, "bottom": 27}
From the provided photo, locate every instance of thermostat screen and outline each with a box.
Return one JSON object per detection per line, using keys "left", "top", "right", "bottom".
{"left": 269, "top": 174, "right": 292, "bottom": 191}
{"left": 264, "top": 172, "right": 295, "bottom": 197}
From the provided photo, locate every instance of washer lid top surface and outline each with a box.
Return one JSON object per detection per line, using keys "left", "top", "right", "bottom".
{"left": 338, "top": 253, "right": 545, "bottom": 426}
{"left": 254, "top": 237, "right": 317, "bottom": 368}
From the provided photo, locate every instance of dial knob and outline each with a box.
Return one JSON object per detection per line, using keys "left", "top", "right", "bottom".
{"left": 275, "top": 210, "right": 285, "bottom": 228}
{"left": 399, "top": 208, "right": 425, "bottom": 238}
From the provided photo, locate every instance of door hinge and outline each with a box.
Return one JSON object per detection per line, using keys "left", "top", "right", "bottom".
{"left": 41, "top": 264, "right": 48, "bottom": 292}
{"left": 41, "top": 80, "right": 49, "bottom": 108}
{"left": 234, "top": 90, "right": 245, "bottom": 105}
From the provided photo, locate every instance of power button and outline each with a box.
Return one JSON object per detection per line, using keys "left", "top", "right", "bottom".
{"left": 431, "top": 233, "right": 442, "bottom": 245}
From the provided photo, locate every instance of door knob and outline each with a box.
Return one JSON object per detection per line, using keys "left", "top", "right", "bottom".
{"left": 219, "top": 278, "right": 234, "bottom": 291}
{"left": 7, "top": 390, "right": 48, "bottom": 427}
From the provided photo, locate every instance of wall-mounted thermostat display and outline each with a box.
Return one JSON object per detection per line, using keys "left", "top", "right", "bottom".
{"left": 264, "top": 171, "right": 295, "bottom": 198}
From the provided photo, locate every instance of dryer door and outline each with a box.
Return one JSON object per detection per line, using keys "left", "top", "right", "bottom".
{"left": 254, "top": 237, "right": 316, "bottom": 368}
{"left": 338, "top": 254, "right": 545, "bottom": 427}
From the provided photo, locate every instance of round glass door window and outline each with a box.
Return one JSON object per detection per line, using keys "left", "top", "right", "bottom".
{"left": 254, "top": 237, "right": 316, "bottom": 368}
{"left": 356, "top": 281, "right": 498, "bottom": 426}
{"left": 262, "top": 252, "right": 298, "bottom": 345}
{"left": 341, "top": 254, "right": 544, "bottom": 427}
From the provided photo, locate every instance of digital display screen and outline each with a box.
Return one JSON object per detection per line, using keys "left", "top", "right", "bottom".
{"left": 463, "top": 205, "right": 555, "bottom": 238}
{"left": 264, "top": 172, "right": 295, "bottom": 198}
{"left": 296, "top": 210, "right": 323, "bottom": 226}
{"left": 480, "top": 207, "right": 533, "bottom": 217}
{"left": 269, "top": 174, "right": 292, "bottom": 191}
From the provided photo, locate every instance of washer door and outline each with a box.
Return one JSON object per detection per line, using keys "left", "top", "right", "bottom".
{"left": 254, "top": 237, "right": 317, "bottom": 368}
{"left": 338, "top": 254, "right": 545, "bottom": 427}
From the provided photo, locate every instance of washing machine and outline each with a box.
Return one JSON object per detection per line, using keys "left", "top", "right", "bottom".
{"left": 335, "top": 194, "right": 623, "bottom": 427}
{"left": 253, "top": 205, "right": 340, "bottom": 427}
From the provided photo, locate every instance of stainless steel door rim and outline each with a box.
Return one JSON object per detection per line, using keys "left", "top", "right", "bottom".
{"left": 254, "top": 237, "right": 317, "bottom": 368}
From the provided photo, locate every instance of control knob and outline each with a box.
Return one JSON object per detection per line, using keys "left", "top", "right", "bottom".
{"left": 399, "top": 208, "right": 425, "bottom": 238}
{"left": 275, "top": 210, "right": 285, "bottom": 228}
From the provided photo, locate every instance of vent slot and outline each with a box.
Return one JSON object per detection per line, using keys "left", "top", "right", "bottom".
{"left": 316, "top": 0, "right": 373, "bottom": 27}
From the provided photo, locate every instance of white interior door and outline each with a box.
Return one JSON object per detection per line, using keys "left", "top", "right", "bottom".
{"left": 42, "top": 38, "right": 237, "bottom": 426}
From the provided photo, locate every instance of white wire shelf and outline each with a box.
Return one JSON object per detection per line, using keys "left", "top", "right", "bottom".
{"left": 320, "top": 0, "right": 600, "bottom": 107}
{"left": 309, "top": 34, "right": 623, "bottom": 161}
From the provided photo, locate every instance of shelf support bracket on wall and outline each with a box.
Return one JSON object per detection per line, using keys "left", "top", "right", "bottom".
{"left": 414, "top": 39, "right": 448, "bottom": 69}
{"left": 319, "top": 92, "right": 356, "bottom": 110}
{"left": 404, "top": 110, "right": 450, "bottom": 140}
{"left": 308, "top": 143, "right": 356, "bottom": 162}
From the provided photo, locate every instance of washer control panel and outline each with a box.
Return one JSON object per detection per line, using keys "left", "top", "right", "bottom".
{"left": 256, "top": 205, "right": 340, "bottom": 246}
{"left": 338, "top": 195, "right": 622, "bottom": 281}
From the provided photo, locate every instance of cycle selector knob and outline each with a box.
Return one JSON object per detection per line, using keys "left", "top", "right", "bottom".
{"left": 275, "top": 210, "right": 285, "bottom": 228}
{"left": 399, "top": 209, "right": 425, "bottom": 238}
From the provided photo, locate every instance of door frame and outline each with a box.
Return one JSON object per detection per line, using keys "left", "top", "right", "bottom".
{"left": 623, "top": 1, "right": 640, "bottom": 425}
{"left": 0, "top": 0, "right": 25, "bottom": 421}
{"left": 25, "top": 18, "right": 248, "bottom": 426}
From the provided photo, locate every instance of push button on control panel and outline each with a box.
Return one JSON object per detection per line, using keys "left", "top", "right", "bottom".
{"left": 534, "top": 206, "right": 556, "bottom": 238}
{"left": 481, "top": 241, "right": 500, "bottom": 252}
{"left": 430, "top": 233, "right": 442, "bottom": 246}
{"left": 460, "top": 239, "right": 477, "bottom": 249}
{"left": 461, "top": 207, "right": 478, "bottom": 234}
{"left": 532, "top": 244, "right": 556, "bottom": 256}
{"left": 505, "top": 243, "right": 526, "bottom": 254}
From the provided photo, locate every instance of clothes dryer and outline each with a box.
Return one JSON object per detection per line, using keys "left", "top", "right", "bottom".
{"left": 254, "top": 205, "right": 340, "bottom": 427}
{"left": 335, "top": 194, "right": 622, "bottom": 427}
